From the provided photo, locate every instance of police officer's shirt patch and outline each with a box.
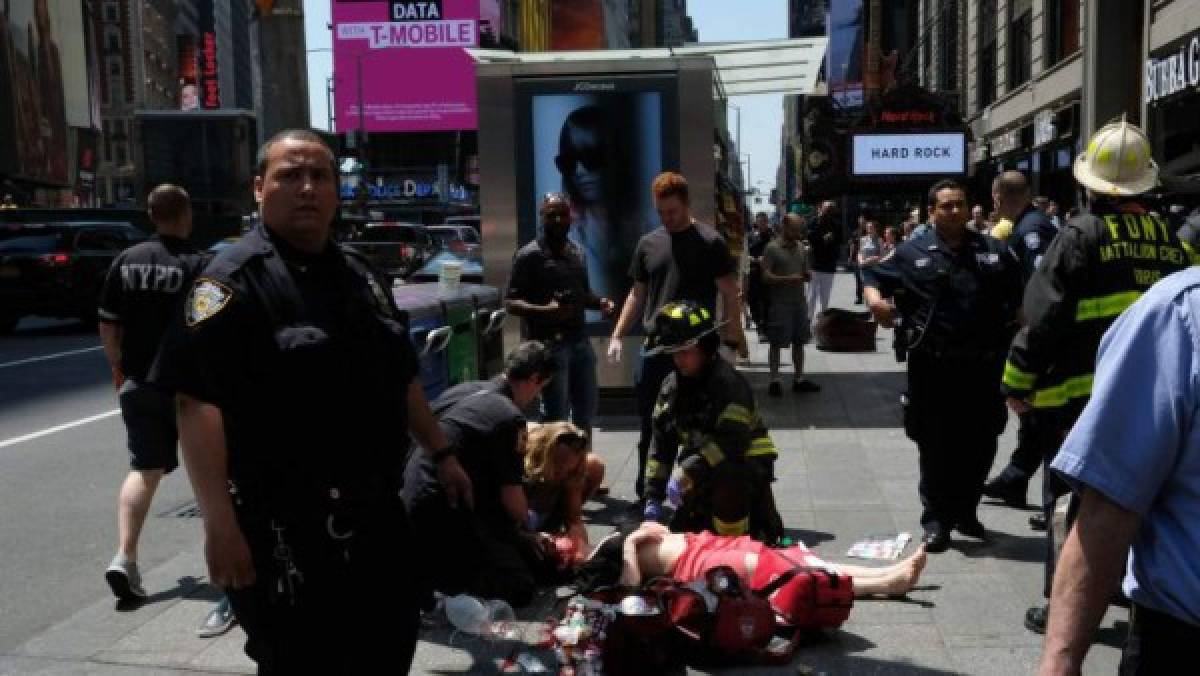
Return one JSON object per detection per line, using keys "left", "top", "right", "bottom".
{"left": 1024, "top": 232, "right": 1041, "bottom": 251}
{"left": 915, "top": 257, "right": 931, "bottom": 268}
{"left": 186, "top": 278, "right": 232, "bottom": 326}
{"left": 976, "top": 252, "right": 1000, "bottom": 265}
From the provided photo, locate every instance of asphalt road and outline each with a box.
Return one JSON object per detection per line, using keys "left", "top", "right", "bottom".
{"left": 0, "top": 317, "right": 202, "bottom": 654}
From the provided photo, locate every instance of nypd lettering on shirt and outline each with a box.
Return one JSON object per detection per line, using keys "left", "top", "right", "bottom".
{"left": 120, "top": 263, "right": 185, "bottom": 293}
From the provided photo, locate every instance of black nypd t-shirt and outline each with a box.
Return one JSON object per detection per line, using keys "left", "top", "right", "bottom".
{"left": 629, "top": 222, "right": 734, "bottom": 333}
{"left": 506, "top": 237, "right": 591, "bottom": 341}
{"left": 401, "top": 377, "right": 526, "bottom": 531}
{"left": 97, "top": 235, "right": 200, "bottom": 382}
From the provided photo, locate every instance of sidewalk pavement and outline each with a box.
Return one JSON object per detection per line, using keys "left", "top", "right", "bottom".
{"left": 2, "top": 272, "right": 1127, "bottom": 675}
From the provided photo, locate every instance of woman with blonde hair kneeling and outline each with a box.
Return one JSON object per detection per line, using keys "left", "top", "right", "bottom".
{"left": 524, "top": 421, "right": 606, "bottom": 564}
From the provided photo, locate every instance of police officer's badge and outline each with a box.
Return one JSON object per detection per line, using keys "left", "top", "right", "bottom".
{"left": 186, "top": 278, "right": 232, "bottom": 326}
{"left": 1025, "top": 231, "right": 1041, "bottom": 251}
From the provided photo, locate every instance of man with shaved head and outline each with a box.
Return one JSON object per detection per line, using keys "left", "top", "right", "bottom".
{"left": 981, "top": 171, "right": 1060, "bottom": 511}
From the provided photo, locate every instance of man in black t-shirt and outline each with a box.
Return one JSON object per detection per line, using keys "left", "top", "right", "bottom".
{"left": 746, "top": 212, "right": 773, "bottom": 338}
{"left": 606, "top": 172, "right": 745, "bottom": 501}
{"left": 806, "top": 200, "right": 843, "bottom": 321}
{"left": 402, "top": 342, "right": 559, "bottom": 606}
{"left": 98, "top": 184, "right": 201, "bottom": 602}
{"left": 506, "top": 194, "right": 614, "bottom": 438}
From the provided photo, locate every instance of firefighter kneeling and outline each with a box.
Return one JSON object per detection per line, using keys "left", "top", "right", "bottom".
{"left": 642, "top": 301, "right": 784, "bottom": 543}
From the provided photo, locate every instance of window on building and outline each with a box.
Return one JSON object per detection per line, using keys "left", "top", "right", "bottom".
{"left": 936, "top": 0, "right": 958, "bottom": 91}
{"left": 922, "top": 0, "right": 934, "bottom": 87}
{"left": 1007, "top": 0, "right": 1033, "bottom": 91}
{"left": 104, "top": 26, "right": 119, "bottom": 53}
{"left": 103, "top": 1, "right": 119, "bottom": 22}
{"left": 977, "top": 0, "right": 997, "bottom": 107}
{"left": 1044, "top": 0, "right": 1080, "bottom": 67}
{"left": 114, "top": 143, "right": 127, "bottom": 167}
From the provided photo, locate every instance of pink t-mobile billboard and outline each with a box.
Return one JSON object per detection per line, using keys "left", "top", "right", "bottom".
{"left": 333, "top": 0, "right": 479, "bottom": 132}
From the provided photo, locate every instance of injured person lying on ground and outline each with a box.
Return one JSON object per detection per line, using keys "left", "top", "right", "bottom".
{"left": 575, "top": 521, "right": 927, "bottom": 599}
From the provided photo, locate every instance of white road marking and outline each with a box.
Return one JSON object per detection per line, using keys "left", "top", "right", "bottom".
{"left": 0, "top": 346, "right": 103, "bottom": 370}
{"left": 0, "top": 409, "right": 121, "bottom": 449}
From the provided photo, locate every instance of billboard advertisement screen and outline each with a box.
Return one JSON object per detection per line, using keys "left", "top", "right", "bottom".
{"left": 0, "top": 0, "right": 89, "bottom": 186}
{"left": 852, "top": 133, "right": 966, "bottom": 176}
{"left": 827, "top": 0, "right": 864, "bottom": 108}
{"left": 333, "top": 0, "right": 479, "bottom": 132}
{"left": 515, "top": 76, "right": 679, "bottom": 330}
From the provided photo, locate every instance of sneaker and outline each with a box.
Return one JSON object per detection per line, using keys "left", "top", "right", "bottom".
{"left": 792, "top": 379, "right": 821, "bottom": 393}
{"left": 1029, "top": 513, "right": 1048, "bottom": 531}
{"left": 196, "top": 596, "right": 237, "bottom": 638}
{"left": 105, "top": 556, "right": 147, "bottom": 602}
{"left": 768, "top": 381, "right": 783, "bottom": 397}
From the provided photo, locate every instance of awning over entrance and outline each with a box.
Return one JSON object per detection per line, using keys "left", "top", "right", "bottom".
{"left": 468, "top": 37, "right": 829, "bottom": 98}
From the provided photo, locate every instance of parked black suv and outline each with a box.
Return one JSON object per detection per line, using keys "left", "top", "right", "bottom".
{"left": 0, "top": 221, "right": 147, "bottom": 332}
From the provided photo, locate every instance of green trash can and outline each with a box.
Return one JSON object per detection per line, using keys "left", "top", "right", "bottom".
{"left": 441, "top": 290, "right": 478, "bottom": 386}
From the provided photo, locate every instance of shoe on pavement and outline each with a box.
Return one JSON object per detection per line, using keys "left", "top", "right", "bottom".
{"left": 196, "top": 596, "right": 238, "bottom": 638}
{"left": 981, "top": 476, "right": 1028, "bottom": 508}
{"left": 792, "top": 379, "right": 821, "bottom": 393}
{"left": 1029, "top": 513, "right": 1048, "bottom": 531}
{"left": 922, "top": 528, "right": 951, "bottom": 553}
{"left": 105, "top": 556, "right": 147, "bottom": 602}
{"left": 956, "top": 518, "right": 989, "bottom": 540}
{"left": 768, "top": 381, "right": 783, "bottom": 397}
{"left": 1025, "top": 604, "right": 1049, "bottom": 634}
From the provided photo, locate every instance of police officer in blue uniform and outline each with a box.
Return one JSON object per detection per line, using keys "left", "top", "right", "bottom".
{"left": 152, "top": 130, "right": 472, "bottom": 674}
{"left": 863, "top": 179, "right": 1023, "bottom": 553}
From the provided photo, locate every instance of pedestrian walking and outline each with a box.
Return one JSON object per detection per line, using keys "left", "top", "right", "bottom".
{"left": 151, "top": 130, "right": 472, "bottom": 673}
{"left": 863, "top": 179, "right": 1024, "bottom": 553}
{"left": 762, "top": 214, "right": 819, "bottom": 396}
{"left": 98, "top": 184, "right": 200, "bottom": 603}
{"left": 999, "top": 119, "right": 1187, "bottom": 634}
{"left": 806, "top": 200, "right": 843, "bottom": 319}
{"left": 606, "top": 172, "right": 745, "bottom": 505}
{"left": 505, "top": 193, "right": 614, "bottom": 439}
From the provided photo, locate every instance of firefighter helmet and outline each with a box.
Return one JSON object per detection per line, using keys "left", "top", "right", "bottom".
{"left": 646, "top": 301, "right": 724, "bottom": 355}
{"left": 1073, "top": 117, "right": 1158, "bottom": 197}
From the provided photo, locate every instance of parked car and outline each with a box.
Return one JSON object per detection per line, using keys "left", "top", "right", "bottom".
{"left": 0, "top": 221, "right": 147, "bottom": 333}
{"left": 443, "top": 214, "right": 480, "bottom": 233}
{"left": 408, "top": 250, "right": 485, "bottom": 285}
{"left": 427, "top": 224, "right": 482, "bottom": 260}
{"left": 343, "top": 222, "right": 433, "bottom": 282}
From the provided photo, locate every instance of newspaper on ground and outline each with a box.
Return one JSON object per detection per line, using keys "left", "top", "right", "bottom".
{"left": 846, "top": 532, "right": 912, "bottom": 560}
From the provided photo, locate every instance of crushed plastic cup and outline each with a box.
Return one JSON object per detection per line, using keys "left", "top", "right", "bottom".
{"left": 485, "top": 598, "right": 520, "bottom": 641}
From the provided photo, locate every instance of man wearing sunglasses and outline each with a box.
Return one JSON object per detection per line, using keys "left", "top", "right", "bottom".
{"left": 506, "top": 193, "right": 615, "bottom": 439}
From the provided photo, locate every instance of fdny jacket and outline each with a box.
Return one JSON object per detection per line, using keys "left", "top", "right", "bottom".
{"left": 1002, "top": 203, "right": 1188, "bottom": 419}
{"left": 644, "top": 357, "right": 777, "bottom": 502}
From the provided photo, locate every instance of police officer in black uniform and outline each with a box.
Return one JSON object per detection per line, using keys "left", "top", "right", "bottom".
{"left": 99, "top": 183, "right": 201, "bottom": 602}
{"left": 152, "top": 129, "right": 472, "bottom": 674}
{"left": 863, "top": 179, "right": 1023, "bottom": 553}
{"left": 403, "top": 341, "right": 558, "bottom": 607}
{"left": 981, "top": 170, "right": 1060, "bottom": 507}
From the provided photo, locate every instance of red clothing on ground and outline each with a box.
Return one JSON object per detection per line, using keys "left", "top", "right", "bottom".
{"left": 673, "top": 532, "right": 826, "bottom": 583}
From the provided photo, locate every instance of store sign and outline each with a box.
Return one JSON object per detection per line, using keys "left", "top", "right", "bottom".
{"left": 1146, "top": 34, "right": 1200, "bottom": 105}
{"left": 339, "top": 176, "right": 472, "bottom": 201}
{"left": 851, "top": 133, "right": 966, "bottom": 176}
{"left": 1034, "top": 109, "right": 1056, "bottom": 147}
{"left": 990, "top": 129, "right": 1021, "bottom": 156}
{"left": 333, "top": 0, "right": 478, "bottom": 132}
{"left": 197, "top": 32, "right": 220, "bottom": 109}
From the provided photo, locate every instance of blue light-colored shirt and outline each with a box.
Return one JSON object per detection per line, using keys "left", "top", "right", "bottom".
{"left": 1051, "top": 266, "right": 1200, "bottom": 626}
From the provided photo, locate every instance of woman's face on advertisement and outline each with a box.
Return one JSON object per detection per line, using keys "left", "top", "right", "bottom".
{"left": 565, "top": 126, "right": 604, "bottom": 204}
